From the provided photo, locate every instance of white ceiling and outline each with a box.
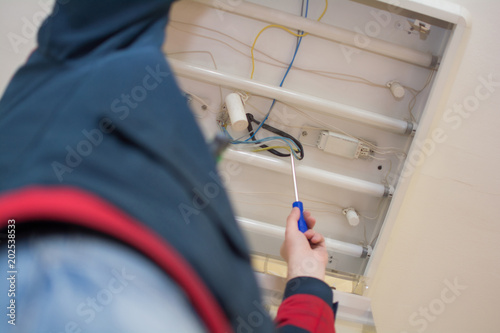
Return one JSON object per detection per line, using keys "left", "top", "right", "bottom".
{"left": 367, "top": 1, "right": 500, "bottom": 332}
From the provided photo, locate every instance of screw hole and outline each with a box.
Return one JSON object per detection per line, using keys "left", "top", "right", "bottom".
{"left": 378, "top": 165, "right": 383, "bottom": 170}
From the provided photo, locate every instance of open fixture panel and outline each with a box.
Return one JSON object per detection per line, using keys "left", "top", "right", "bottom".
{"left": 165, "top": 0, "right": 469, "bottom": 294}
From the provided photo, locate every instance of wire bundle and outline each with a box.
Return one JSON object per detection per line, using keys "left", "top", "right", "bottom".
{"left": 169, "top": 0, "right": 431, "bottom": 165}
{"left": 222, "top": 0, "right": 330, "bottom": 160}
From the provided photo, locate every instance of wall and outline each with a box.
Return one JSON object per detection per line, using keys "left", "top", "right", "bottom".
{"left": 1, "top": 1, "right": 499, "bottom": 332}
{"left": 0, "top": 1, "right": 48, "bottom": 94}
{"left": 367, "top": 0, "right": 500, "bottom": 332}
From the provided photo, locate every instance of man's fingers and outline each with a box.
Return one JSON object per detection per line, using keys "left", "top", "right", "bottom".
{"left": 304, "top": 229, "right": 325, "bottom": 245}
{"left": 304, "top": 229, "right": 315, "bottom": 239}
{"left": 303, "top": 210, "right": 316, "bottom": 229}
{"left": 310, "top": 231, "right": 324, "bottom": 245}
{"left": 286, "top": 207, "right": 302, "bottom": 231}
{"left": 287, "top": 208, "right": 317, "bottom": 234}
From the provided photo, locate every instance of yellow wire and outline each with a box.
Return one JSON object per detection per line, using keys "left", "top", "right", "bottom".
{"left": 250, "top": 25, "right": 307, "bottom": 79}
{"left": 169, "top": 21, "right": 399, "bottom": 91}
{"left": 250, "top": 0, "right": 328, "bottom": 79}
{"left": 252, "top": 145, "right": 298, "bottom": 153}
{"left": 317, "top": 0, "right": 329, "bottom": 21}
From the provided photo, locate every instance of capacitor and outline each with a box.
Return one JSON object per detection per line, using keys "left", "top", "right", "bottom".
{"left": 225, "top": 93, "right": 248, "bottom": 131}
{"left": 388, "top": 81, "right": 405, "bottom": 99}
{"left": 343, "top": 208, "right": 360, "bottom": 227}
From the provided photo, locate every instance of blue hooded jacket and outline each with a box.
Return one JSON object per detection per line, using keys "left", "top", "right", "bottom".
{"left": 0, "top": 1, "right": 335, "bottom": 332}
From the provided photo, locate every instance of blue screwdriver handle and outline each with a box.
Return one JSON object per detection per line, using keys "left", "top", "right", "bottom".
{"left": 293, "top": 201, "right": 308, "bottom": 233}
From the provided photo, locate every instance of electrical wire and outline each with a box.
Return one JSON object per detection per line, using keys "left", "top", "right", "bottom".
{"left": 298, "top": 0, "right": 306, "bottom": 48}
{"left": 245, "top": 0, "right": 313, "bottom": 143}
{"left": 247, "top": 0, "right": 332, "bottom": 143}
{"left": 168, "top": 50, "right": 224, "bottom": 115}
{"left": 252, "top": 146, "right": 297, "bottom": 153}
{"left": 250, "top": 0, "right": 328, "bottom": 80}
{"left": 222, "top": 126, "right": 302, "bottom": 160}
{"left": 168, "top": 22, "right": 430, "bottom": 132}
{"left": 228, "top": 190, "right": 386, "bottom": 225}
{"left": 404, "top": 69, "right": 436, "bottom": 122}
{"left": 183, "top": 90, "right": 222, "bottom": 119}
{"left": 170, "top": 21, "right": 391, "bottom": 90}
{"left": 233, "top": 200, "right": 344, "bottom": 215}
{"left": 213, "top": 1, "right": 313, "bottom": 159}
{"left": 246, "top": 113, "right": 304, "bottom": 159}
{"left": 164, "top": 47, "right": 421, "bottom": 160}
{"left": 168, "top": 22, "right": 287, "bottom": 68}
{"left": 229, "top": 189, "right": 388, "bottom": 247}
{"left": 167, "top": 21, "right": 425, "bottom": 106}
{"left": 167, "top": 1, "right": 432, "bottom": 161}
{"left": 289, "top": 106, "right": 407, "bottom": 157}
{"left": 165, "top": 3, "right": 434, "bottom": 249}
{"left": 250, "top": 25, "right": 307, "bottom": 80}
{"left": 244, "top": 98, "right": 408, "bottom": 159}
{"left": 228, "top": 190, "right": 343, "bottom": 209}
{"left": 306, "top": 70, "right": 388, "bottom": 89}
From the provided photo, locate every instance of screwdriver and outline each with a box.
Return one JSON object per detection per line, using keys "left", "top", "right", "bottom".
{"left": 290, "top": 154, "right": 308, "bottom": 233}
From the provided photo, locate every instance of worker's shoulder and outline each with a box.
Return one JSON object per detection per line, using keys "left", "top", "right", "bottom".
{"left": 54, "top": 46, "right": 174, "bottom": 107}
{"left": 89, "top": 46, "right": 169, "bottom": 82}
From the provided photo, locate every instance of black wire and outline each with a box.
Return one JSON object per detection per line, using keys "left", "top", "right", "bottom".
{"left": 243, "top": 2, "right": 306, "bottom": 160}
{"left": 246, "top": 113, "right": 304, "bottom": 160}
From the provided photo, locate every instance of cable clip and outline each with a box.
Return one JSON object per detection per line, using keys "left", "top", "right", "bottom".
{"left": 235, "top": 91, "right": 250, "bottom": 103}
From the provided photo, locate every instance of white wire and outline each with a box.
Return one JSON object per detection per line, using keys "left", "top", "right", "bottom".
{"left": 167, "top": 21, "right": 423, "bottom": 95}
{"left": 184, "top": 90, "right": 220, "bottom": 116}
{"left": 167, "top": 22, "right": 433, "bottom": 158}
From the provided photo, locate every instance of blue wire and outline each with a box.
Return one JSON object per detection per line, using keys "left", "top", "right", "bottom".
{"left": 222, "top": 127, "right": 301, "bottom": 159}
{"left": 244, "top": 0, "right": 309, "bottom": 142}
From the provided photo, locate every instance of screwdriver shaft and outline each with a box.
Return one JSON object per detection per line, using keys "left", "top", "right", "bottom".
{"left": 290, "top": 154, "right": 299, "bottom": 202}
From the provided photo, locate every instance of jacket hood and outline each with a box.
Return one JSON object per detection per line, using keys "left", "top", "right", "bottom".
{"left": 37, "top": 0, "right": 175, "bottom": 61}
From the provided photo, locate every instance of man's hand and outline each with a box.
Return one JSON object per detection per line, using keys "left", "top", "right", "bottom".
{"left": 280, "top": 208, "right": 328, "bottom": 281}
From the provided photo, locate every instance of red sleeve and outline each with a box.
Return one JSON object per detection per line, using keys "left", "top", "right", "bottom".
{"left": 276, "top": 277, "right": 336, "bottom": 333}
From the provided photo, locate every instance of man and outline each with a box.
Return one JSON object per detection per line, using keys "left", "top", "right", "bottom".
{"left": 0, "top": 0, "right": 336, "bottom": 332}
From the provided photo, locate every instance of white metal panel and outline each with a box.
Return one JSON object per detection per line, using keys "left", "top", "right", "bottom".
{"left": 165, "top": 0, "right": 467, "bottom": 282}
